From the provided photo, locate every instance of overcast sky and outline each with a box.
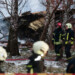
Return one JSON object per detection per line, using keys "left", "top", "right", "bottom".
{"left": 0, "top": 0, "right": 46, "bottom": 18}
{"left": 28, "top": 0, "right": 46, "bottom": 12}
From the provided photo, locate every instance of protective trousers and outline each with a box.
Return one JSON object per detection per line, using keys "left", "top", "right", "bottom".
{"left": 26, "top": 65, "right": 40, "bottom": 73}
{"left": 26, "top": 61, "right": 44, "bottom": 73}
{"left": 0, "top": 61, "right": 4, "bottom": 73}
{"left": 55, "top": 44, "right": 63, "bottom": 60}
{"left": 65, "top": 44, "right": 71, "bottom": 59}
{"left": 55, "top": 45, "right": 62, "bottom": 55}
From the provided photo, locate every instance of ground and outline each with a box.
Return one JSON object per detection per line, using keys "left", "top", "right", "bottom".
{"left": 1, "top": 46, "right": 75, "bottom": 73}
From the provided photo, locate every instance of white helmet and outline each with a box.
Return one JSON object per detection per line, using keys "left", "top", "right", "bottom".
{"left": 66, "top": 23, "right": 72, "bottom": 29}
{"left": 32, "top": 41, "right": 49, "bottom": 56}
{"left": 0, "top": 46, "right": 7, "bottom": 61}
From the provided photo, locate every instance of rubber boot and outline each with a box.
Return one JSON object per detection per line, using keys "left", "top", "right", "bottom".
{"left": 55, "top": 56, "right": 61, "bottom": 61}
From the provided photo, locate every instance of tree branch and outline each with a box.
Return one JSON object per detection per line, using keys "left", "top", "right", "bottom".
{"left": 0, "top": 11, "right": 6, "bottom": 19}
{"left": 18, "top": 0, "right": 27, "bottom": 15}
{"left": 5, "top": 0, "right": 11, "bottom": 15}
{"left": 40, "top": 0, "right": 63, "bottom": 40}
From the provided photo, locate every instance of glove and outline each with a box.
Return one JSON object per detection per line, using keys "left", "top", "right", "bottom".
{"left": 34, "top": 54, "right": 44, "bottom": 61}
{"left": 34, "top": 56, "right": 41, "bottom": 61}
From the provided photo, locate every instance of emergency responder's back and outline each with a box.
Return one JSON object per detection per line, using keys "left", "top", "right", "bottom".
{"left": 53, "top": 27, "right": 64, "bottom": 42}
{"left": 66, "top": 58, "right": 75, "bottom": 73}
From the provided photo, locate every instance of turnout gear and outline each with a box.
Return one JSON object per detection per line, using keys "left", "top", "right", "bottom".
{"left": 26, "top": 41, "right": 49, "bottom": 73}
{"left": 55, "top": 45, "right": 63, "bottom": 61}
{"left": 64, "top": 29, "right": 74, "bottom": 45}
{"left": 64, "top": 23, "right": 74, "bottom": 60}
{"left": 66, "top": 58, "right": 75, "bottom": 73}
{"left": 52, "top": 28, "right": 64, "bottom": 45}
{"left": 26, "top": 52, "right": 44, "bottom": 73}
{"left": 52, "top": 26, "right": 64, "bottom": 61}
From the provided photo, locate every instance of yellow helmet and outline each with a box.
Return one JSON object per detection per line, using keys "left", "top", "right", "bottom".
{"left": 32, "top": 41, "right": 49, "bottom": 56}
{"left": 66, "top": 23, "right": 72, "bottom": 29}
{"left": 0, "top": 46, "right": 7, "bottom": 61}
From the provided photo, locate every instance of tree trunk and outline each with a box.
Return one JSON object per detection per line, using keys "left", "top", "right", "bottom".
{"left": 7, "top": 0, "right": 19, "bottom": 56}
{"left": 40, "top": 0, "right": 50, "bottom": 41}
{"left": 40, "top": 0, "right": 63, "bottom": 41}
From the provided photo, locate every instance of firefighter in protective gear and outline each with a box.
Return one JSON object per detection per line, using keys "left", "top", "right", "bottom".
{"left": 52, "top": 22, "right": 64, "bottom": 61}
{"left": 0, "top": 46, "right": 7, "bottom": 73}
{"left": 26, "top": 41, "right": 49, "bottom": 73}
{"left": 64, "top": 23, "right": 74, "bottom": 61}
{"left": 66, "top": 58, "right": 75, "bottom": 73}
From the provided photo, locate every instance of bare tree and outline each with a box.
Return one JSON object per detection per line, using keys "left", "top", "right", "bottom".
{"left": 40, "top": 0, "right": 74, "bottom": 51}
{"left": 0, "top": 0, "right": 27, "bottom": 56}
{"left": 40, "top": 0, "right": 63, "bottom": 41}
{"left": 6, "top": 0, "right": 19, "bottom": 55}
{"left": 62, "top": 0, "right": 73, "bottom": 26}
{"left": 0, "top": 0, "right": 27, "bottom": 17}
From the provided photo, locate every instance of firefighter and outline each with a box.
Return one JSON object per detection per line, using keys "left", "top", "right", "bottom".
{"left": 64, "top": 23, "right": 74, "bottom": 61}
{"left": 26, "top": 41, "right": 49, "bottom": 73}
{"left": 0, "top": 46, "right": 7, "bottom": 73}
{"left": 52, "top": 22, "right": 64, "bottom": 61}
{"left": 66, "top": 58, "right": 75, "bottom": 73}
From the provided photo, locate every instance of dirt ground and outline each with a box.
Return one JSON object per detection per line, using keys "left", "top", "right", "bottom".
{"left": 1, "top": 47, "right": 75, "bottom": 73}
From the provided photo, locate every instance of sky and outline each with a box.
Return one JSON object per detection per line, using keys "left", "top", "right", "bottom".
{"left": 28, "top": 0, "right": 46, "bottom": 12}
{"left": 0, "top": 0, "right": 46, "bottom": 18}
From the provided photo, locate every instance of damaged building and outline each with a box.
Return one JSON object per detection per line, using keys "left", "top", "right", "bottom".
{"left": 2, "top": 0, "right": 75, "bottom": 41}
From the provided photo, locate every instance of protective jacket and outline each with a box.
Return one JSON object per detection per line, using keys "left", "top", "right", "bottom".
{"left": 52, "top": 27, "right": 64, "bottom": 45}
{"left": 64, "top": 29, "right": 74, "bottom": 45}
{"left": 26, "top": 51, "right": 44, "bottom": 73}
{"left": 66, "top": 58, "right": 75, "bottom": 73}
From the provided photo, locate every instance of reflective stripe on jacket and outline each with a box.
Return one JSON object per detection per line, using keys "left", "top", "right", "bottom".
{"left": 52, "top": 28, "right": 64, "bottom": 45}
{"left": 64, "top": 29, "right": 74, "bottom": 45}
